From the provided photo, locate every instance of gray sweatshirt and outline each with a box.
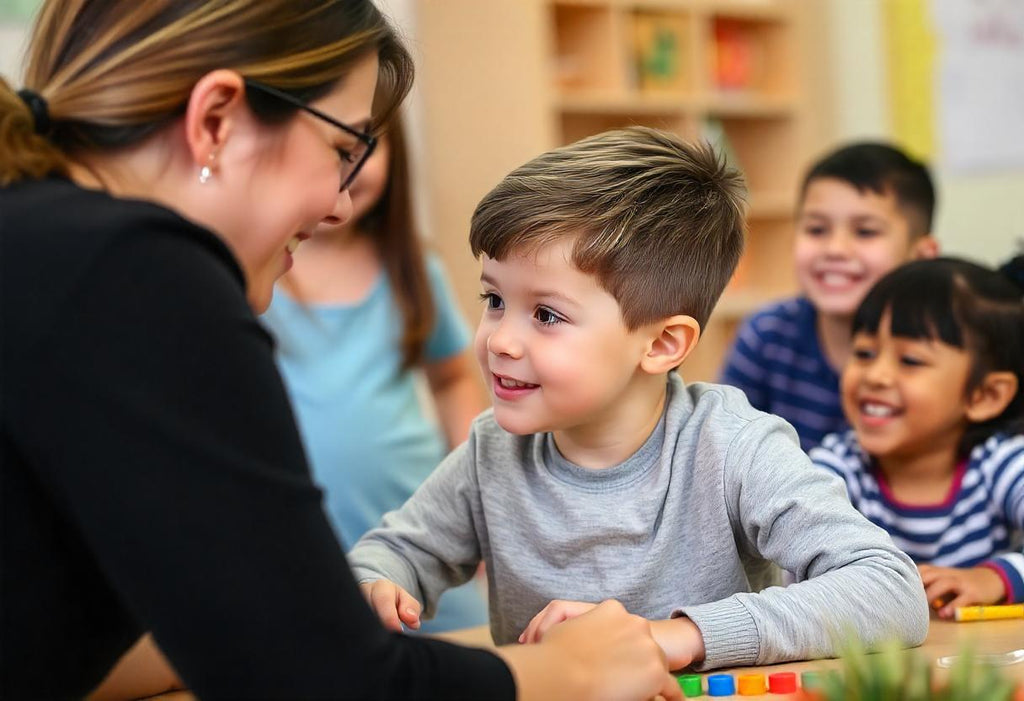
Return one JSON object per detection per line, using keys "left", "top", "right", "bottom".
{"left": 349, "top": 374, "right": 928, "bottom": 669}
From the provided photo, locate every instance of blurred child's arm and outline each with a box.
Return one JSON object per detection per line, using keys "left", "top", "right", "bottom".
{"left": 918, "top": 564, "right": 1007, "bottom": 619}
{"left": 518, "top": 600, "right": 705, "bottom": 671}
{"left": 421, "top": 254, "right": 486, "bottom": 448}
{"left": 348, "top": 439, "right": 484, "bottom": 622}
{"left": 359, "top": 579, "right": 423, "bottom": 632}
{"left": 425, "top": 349, "right": 487, "bottom": 449}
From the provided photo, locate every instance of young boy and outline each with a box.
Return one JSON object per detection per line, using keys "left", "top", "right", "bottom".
{"left": 348, "top": 128, "right": 928, "bottom": 671}
{"left": 719, "top": 143, "right": 938, "bottom": 452}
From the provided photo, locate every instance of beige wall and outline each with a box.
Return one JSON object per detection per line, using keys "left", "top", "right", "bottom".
{"left": 822, "top": 0, "right": 1023, "bottom": 266}
{"left": 0, "top": 24, "right": 28, "bottom": 80}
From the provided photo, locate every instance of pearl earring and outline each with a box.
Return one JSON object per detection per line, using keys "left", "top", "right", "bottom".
{"left": 198, "top": 164, "right": 212, "bottom": 184}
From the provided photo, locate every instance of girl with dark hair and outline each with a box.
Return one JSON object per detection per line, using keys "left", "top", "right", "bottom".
{"left": 812, "top": 256, "right": 1024, "bottom": 620}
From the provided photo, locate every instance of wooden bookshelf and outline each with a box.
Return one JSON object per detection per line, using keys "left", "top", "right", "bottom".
{"left": 414, "top": 0, "right": 829, "bottom": 382}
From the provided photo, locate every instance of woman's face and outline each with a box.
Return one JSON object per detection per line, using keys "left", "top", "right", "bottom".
{"left": 219, "top": 53, "right": 380, "bottom": 312}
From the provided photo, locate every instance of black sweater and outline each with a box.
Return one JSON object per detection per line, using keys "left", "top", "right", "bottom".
{"left": 0, "top": 178, "right": 514, "bottom": 699}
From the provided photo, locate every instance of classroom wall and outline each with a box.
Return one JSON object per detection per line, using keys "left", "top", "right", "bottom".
{"left": 823, "top": 0, "right": 1024, "bottom": 266}
{"left": 3, "top": 2, "right": 1020, "bottom": 267}
{"left": 0, "top": 24, "right": 28, "bottom": 79}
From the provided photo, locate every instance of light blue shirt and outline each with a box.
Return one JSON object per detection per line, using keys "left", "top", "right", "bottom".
{"left": 262, "top": 254, "right": 488, "bottom": 631}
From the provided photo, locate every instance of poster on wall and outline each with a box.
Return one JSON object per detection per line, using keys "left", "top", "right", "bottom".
{"left": 933, "top": 0, "right": 1024, "bottom": 173}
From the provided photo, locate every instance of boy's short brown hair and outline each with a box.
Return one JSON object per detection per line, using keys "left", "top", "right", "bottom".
{"left": 469, "top": 126, "right": 747, "bottom": 330}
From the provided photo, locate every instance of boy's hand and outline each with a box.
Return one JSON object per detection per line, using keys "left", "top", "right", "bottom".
{"left": 918, "top": 564, "right": 1007, "bottom": 619}
{"left": 359, "top": 579, "right": 422, "bottom": 632}
{"left": 518, "top": 600, "right": 597, "bottom": 643}
{"left": 650, "top": 617, "right": 706, "bottom": 671}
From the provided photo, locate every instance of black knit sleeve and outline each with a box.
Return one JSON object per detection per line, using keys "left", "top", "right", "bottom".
{"left": 15, "top": 222, "right": 514, "bottom": 699}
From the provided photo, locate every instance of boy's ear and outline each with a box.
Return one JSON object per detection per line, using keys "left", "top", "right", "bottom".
{"left": 640, "top": 315, "right": 701, "bottom": 375}
{"left": 910, "top": 234, "right": 939, "bottom": 260}
{"left": 965, "top": 371, "right": 1018, "bottom": 423}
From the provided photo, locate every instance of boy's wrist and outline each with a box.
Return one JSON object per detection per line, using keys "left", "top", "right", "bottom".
{"left": 650, "top": 617, "right": 706, "bottom": 671}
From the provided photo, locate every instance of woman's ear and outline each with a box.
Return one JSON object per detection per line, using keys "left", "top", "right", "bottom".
{"left": 965, "top": 371, "right": 1018, "bottom": 423}
{"left": 639, "top": 315, "right": 701, "bottom": 375}
{"left": 183, "top": 70, "right": 247, "bottom": 174}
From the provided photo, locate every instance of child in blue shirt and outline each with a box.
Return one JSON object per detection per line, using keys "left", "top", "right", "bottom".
{"left": 812, "top": 256, "right": 1024, "bottom": 619}
{"left": 720, "top": 143, "right": 938, "bottom": 451}
{"left": 262, "top": 115, "right": 488, "bottom": 632}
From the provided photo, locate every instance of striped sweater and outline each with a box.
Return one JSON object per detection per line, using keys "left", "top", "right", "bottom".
{"left": 719, "top": 297, "right": 847, "bottom": 453}
{"left": 811, "top": 430, "right": 1024, "bottom": 603}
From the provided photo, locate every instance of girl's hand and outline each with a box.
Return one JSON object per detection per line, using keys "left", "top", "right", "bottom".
{"left": 359, "top": 579, "right": 422, "bottom": 632}
{"left": 918, "top": 564, "right": 1007, "bottom": 619}
{"left": 518, "top": 600, "right": 597, "bottom": 643}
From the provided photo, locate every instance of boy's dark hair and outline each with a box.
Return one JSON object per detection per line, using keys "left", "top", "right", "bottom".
{"left": 800, "top": 142, "right": 935, "bottom": 237}
{"left": 469, "top": 127, "right": 747, "bottom": 330}
{"left": 851, "top": 256, "right": 1024, "bottom": 454}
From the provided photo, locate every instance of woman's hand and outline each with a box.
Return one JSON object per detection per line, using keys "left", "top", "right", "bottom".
{"left": 497, "top": 600, "right": 682, "bottom": 701}
{"left": 518, "top": 599, "right": 597, "bottom": 643}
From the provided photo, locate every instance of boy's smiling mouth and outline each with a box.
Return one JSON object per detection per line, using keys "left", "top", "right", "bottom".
{"left": 491, "top": 372, "right": 539, "bottom": 400}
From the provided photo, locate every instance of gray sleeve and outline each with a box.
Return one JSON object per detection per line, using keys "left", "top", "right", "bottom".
{"left": 347, "top": 440, "right": 482, "bottom": 620}
{"left": 678, "top": 417, "right": 928, "bottom": 669}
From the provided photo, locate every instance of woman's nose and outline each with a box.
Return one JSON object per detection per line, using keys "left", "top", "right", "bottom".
{"left": 322, "top": 189, "right": 354, "bottom": 228}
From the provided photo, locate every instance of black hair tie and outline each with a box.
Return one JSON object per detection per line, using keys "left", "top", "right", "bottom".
{"left": 17, "top": 89, "right": 51, "bottom": 135}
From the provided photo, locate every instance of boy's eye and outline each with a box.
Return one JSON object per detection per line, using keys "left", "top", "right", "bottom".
{"left": 535, "top": 306, "right": 564, "bottom": 325}
{"left": 802, "top": 225, "right": 826, "bottom": 237}
{"left": 856, "top": 228, "right": 880, "bottom": 238}
{"left": 852, "top": 347, "right": 876, "bottom": 361}
{"left": 479, "top": 292, "right": 503, "bottom": 310}
{"left": 900, "top": 355, "right": 926, "bottom": 367}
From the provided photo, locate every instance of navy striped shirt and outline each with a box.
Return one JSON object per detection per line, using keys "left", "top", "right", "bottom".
{"left": 811, "top": 431, "right": 1024, "bottom": 604}
{"left": 719, "top": 297, "right": 847, "bottom": 452}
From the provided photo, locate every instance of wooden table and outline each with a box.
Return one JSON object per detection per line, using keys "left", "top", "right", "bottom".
{"left": 437, "top": 617, "right": 1024, "bottom": 698}
{"left": 138, "top": 617, "right": 1023, "bottom": 700}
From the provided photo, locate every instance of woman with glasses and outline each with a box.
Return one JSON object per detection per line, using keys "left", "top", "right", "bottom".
{"left": 0, "top": 1, "right": 680, "bottom": 700}
{"left": 262, "top": 111, "right": 490, "bottom": 635}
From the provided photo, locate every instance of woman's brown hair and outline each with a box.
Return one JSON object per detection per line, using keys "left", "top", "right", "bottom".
{"left": 0, "top": 0, "right": 413, "bottom": 185}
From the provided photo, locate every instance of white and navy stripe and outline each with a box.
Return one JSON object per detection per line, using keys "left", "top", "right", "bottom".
{"left": 720, "top": 297, "right": 847, "bottom": 452}
{"left": 812, "top": 431, "right": 1024, "bottom": 603}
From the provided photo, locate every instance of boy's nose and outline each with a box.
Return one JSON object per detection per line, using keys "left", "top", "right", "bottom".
{"left": 823, "top": 230, "right": 853, "bottom": 257}
{"left": 487, "top": 320, "right": 523, "bottom": 359}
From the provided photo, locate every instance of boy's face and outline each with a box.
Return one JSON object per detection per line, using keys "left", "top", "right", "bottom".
{"left": 474, "top": 239, "right": 653, "bottom": 437}
{"left": 795, "top": 178, "right": 930, "bottom": 319}
{"left": 841, "top": 313, "right": 971, "bottom": 466}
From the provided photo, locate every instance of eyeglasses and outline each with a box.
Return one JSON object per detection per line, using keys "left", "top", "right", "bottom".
{"left": 243, "top": 78, "right": 377, "bottom": 192}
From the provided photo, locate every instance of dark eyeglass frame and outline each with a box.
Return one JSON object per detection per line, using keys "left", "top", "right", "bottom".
{"left": 243, "top": 78, "right": 377, "bottom": 192}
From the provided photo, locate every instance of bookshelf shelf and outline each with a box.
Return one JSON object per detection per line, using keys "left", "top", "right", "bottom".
{"left": 416, "top": 0, "right": 824, "bottom": 382}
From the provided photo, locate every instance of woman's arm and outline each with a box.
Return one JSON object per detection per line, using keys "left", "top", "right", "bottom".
{"left": 88, "top": 635, "right": 182, "bottom": 701}
{"left": 425, "top": 349, "right": 487, "bottom": 449}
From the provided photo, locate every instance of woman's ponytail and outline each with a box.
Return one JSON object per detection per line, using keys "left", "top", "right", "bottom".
{"left": 0, "top": 78, "right": 68, "bottom": 186}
